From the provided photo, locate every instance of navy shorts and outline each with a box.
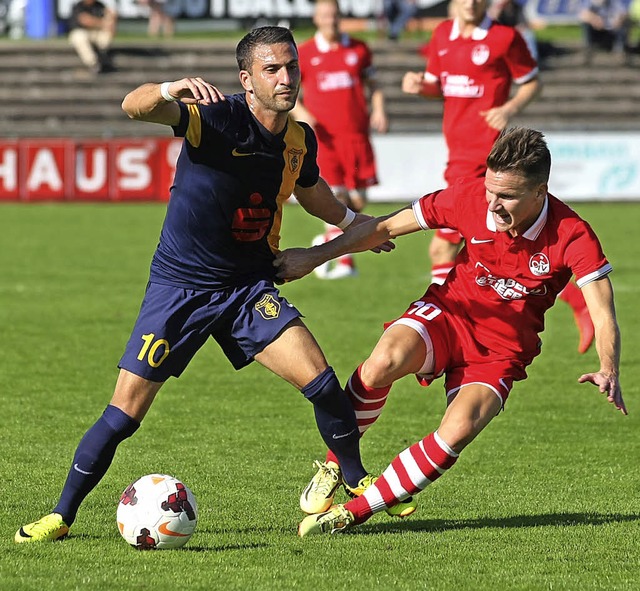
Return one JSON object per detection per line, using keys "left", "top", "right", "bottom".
{"left": 118, "top": 280, "right": 302, "bottom": 382}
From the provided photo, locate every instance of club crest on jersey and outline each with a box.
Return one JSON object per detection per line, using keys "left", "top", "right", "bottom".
{"left": 345, "top": 51, "right": 358, "bottom": 66}
{"left": 255, "top": 294, "right": 281, "bottom": 319}
{"left": 471, "top": 44, "right": 490, "bottom": 66}
{"left": 287, "top": 148, "right": 303, "bottom": 173}
{"left": 529, "top": 253, "right": 550, "bottom": 276}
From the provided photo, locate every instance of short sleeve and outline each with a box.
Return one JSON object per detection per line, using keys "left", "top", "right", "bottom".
{"left": 295, "top": 121, "right": 320, "bottom": 188}
{"left": 563, "top": 219, "right": 612, "bottom": 287}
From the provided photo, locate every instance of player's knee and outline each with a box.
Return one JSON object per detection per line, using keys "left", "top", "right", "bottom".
{"left": 360, "top": 354, "right": 396, "bottom": 389}
{"left": 301, "top": 367, "right": 342, "bottom": 403}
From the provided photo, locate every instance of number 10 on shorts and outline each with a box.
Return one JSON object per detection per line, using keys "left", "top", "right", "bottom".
{"left": 407, "top": 301, "right": 442, "bottom": 321}
{"left": 137, "top": 333, "right": 170, "bottom": 367}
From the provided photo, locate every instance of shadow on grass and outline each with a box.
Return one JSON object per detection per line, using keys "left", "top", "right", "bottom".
{"left": 358, "top": 512, "right": 640, "bottom": 535}
{"left": 182, "top": 542, "right": 268, "bottom": 553}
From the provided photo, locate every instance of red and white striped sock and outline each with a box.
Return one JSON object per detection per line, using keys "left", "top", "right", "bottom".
{"left": 431, "top": 263, "right": 454, "bottom": 285}
{"left": 344, "top": 431, "right": 459, "bottom": 523}
{"left": 325, "top": 365, "right": 391, "bottom": 466}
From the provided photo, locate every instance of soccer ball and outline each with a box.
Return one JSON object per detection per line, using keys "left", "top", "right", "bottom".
{"left": 116, "top": 474, "right": 198, "bottom": 550}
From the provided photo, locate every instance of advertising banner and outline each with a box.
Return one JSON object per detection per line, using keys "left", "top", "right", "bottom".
{"left": 1, "top": 134, "right": 638, "bottom": 202}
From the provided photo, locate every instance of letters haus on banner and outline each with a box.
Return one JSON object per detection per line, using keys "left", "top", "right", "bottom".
{"left": 0, "top": 138, "right": 183, "bottom": 202}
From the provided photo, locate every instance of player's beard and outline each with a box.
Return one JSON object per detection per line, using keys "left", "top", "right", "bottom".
{"left": 253, "top": 85, "right": 299, "bottom": 114}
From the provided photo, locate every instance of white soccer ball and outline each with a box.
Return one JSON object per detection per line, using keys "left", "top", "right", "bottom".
{"left": 116, "top": 474, "right": 198, "bottom": 550}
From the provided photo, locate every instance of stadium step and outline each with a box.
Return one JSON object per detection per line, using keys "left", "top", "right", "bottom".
{"left": 0, "top": 37, "right": 638, "bottom": 138}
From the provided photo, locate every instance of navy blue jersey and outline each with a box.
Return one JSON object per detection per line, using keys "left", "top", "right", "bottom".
{"left": 149, "top": 93, "right": 320, "bottom": 289}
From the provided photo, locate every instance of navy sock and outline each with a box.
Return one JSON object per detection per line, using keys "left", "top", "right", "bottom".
{"left": 54, "top": 405, "right": 139, "bottom": 525}
{"left": 301, "top": 367, "right": 366, "bottom": 487}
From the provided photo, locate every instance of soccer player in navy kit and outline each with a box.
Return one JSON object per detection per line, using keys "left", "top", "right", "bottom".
{"left": 16, "top": 26, "right": 379, "bottom": 543}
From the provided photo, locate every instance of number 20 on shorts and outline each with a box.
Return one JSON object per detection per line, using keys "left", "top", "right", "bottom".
{"left": 137, "top": 333, "right": 170, "bottom": 367}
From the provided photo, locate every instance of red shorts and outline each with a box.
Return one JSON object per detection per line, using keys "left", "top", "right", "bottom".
{"left": 315, "top": 130, "right": 378, "bottom": 190}
{"left": 385, "top": 297, "right": 528, "bottom": 406}
{"left": 444, "top": 160, "right": 487, "bottom": 187}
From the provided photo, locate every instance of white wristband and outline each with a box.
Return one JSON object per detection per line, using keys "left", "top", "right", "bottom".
{"left": 336, "top": 208, "right": 356, "bottom": 230}
{"left": 160, "top": 81, "right": 177, "bottom": 102}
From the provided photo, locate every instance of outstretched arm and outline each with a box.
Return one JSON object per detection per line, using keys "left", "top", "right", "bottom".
{"left": 577, "top": 276, "right": 627, "bottom": 415}
{"left": 275, "top": 206, "right": 419, "bottom": 281}
{"left": 121, "top": 78, "right": 226, "bottom": 126}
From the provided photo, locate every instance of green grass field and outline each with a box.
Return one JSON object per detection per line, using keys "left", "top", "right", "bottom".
{"left": 1, "top": 201, "right": 639, "bottom": 590}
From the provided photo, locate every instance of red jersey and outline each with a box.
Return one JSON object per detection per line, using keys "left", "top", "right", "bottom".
{"left": 425, "top": 17, "right": 538, "bottom": 179}
{"left": 298, "top": 33, "right": 374, "bottom": 137}
{"left": 412, "top": 177, "right": 611, "bottom": 364}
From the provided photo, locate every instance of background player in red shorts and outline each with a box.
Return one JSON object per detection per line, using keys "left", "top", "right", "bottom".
{"left": 293, "top": 0, "right": 388, "bottom": 279}
{"left": 274, "top": 127, "right": 627, "bottom": 536}
{"left": 402, "top": 0, "right": 593, "bottom": 354}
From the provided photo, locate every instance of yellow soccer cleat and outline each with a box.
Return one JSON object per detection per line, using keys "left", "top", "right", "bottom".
{"left": 15, "top": 513, "right": 69, "bottom": 543}
{"left": 343, "top": 474, "right": 418, "bottom": 519}
{"left": 298, "top": 505, "right": 354, "bottom": 537}
{"left": 300, "top": 460, "right": 342, "bottom": 515}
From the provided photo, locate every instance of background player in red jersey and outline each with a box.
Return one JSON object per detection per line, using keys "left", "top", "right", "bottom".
{"left": 292, "top": 0, "right": 388, "bottom": 279}
{"left": 273, "top": 127, "right": 627, "bottom": 536}
{"left": 402, "top": 0, "right": 593, "bottom": 354}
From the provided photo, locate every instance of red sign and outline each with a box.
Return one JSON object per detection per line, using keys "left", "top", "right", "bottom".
{"left": 19, "top": 140, "right": 73, "bottom": 201}
{"left": 73, "top": 141, "right": 111, "bottom": 201}
{"left": 0, "top": 137, "right": 187, "bottom": 202}
{"left": 109, "top": 140, "right": 160, "bottom": 201}
{"left": 0, "top": 141, "right": 19, "bottom": 200}
{"left": 158, "top": 138, "right": 182, "bottom": 202}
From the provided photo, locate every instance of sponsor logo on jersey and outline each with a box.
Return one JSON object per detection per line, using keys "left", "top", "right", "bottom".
{"left": 529, "top": 252, "right": 550, "bottom": 276}
{"left": 255, "top": 294, "right": 281, "bottom": 319}
{"left": 441, "top": 73, "right": 484, "bottom": 98}
{"left": 287, "top": 148, "right": 303, "bottom": 173}
{"left": 471, "top": 44, "right": 490, "bottom": 66}
{"left": 310, "top": 56, "right": 322, "bottom": 66}
{"left": 475, "top": 262, "right": 547, "bottom": 300}
{"left": 317, "top": 71, "right": 355, "bottom": 92}
{"left": 471, "top": 236, "right": 493, "bottom": 244}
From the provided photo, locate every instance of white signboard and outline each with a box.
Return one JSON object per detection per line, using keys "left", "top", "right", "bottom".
{"left": 369, "top": 133, "right": 640, "bottom": 202}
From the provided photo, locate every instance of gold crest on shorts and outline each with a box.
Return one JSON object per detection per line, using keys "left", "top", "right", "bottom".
{"left": 255, "top": 294, "right": 281, "bottom": 319}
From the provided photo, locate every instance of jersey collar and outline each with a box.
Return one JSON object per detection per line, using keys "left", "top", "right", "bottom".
{"left": 485, "top": 195, "right": 549, "bottom": 240}
{"left": 450, "top": 15, "right": 492, "bottom": 41}
{"left": 314, "top": 31, "right": 350, "bottom": 53}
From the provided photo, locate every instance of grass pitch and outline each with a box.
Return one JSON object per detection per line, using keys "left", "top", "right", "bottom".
{"left": 1, "top": 201, "right": 639, "bottom": 591}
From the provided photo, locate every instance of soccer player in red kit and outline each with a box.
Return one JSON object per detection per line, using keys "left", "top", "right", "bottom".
{"left": 293, "top": 0, "right": 388, "bottom": 279}
{"left": 402, "top": 0, "right": 593, "bottom": 354}
{"left": 273, "top": 128, "right": 627, "bottom": 536}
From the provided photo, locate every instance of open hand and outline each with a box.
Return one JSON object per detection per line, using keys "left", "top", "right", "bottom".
{"left": 578, "top": 371, "right": 627, "bottom": 415}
